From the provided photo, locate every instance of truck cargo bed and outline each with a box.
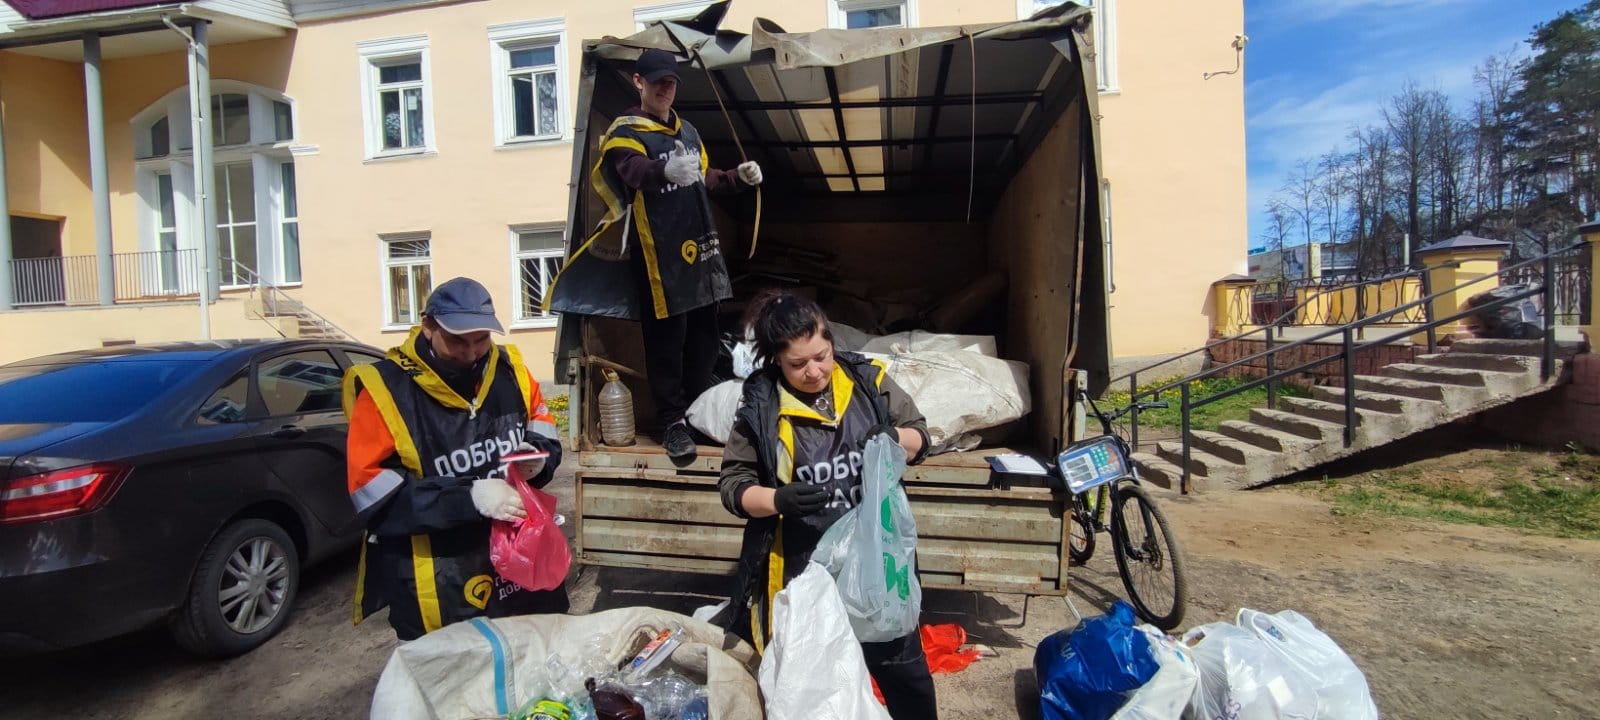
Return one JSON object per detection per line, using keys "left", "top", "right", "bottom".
{"left": 575, "top": 441, "right": 1069, "bottom": 596}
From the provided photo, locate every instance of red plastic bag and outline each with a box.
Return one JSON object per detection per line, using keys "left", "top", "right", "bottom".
{"left": 870, "top": 623, "right": 982, "bottom": 703}
{"left": 488, "top": 473, "right": 570, "bottom": 591}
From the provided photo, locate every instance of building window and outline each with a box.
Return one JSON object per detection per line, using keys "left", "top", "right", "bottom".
{"left": 511, "top": 225, "right": 564, "bottom": 327}
{"left": 280, "top": 163, "right": 300, "bottom": 284}
{"left": 382, "top": 233, "right": 432, "bottom": 327}
{"left": 357, "top": 35, "right": 434, "bottom": 159}
{"left": 1018, "top": 0, "right": 1117, "bottom": 91}
{"left": 489, "top": 19, "right": 566, "bottom": 146}
{"left": 213, "top": 93, "right": 251, "bottom": 146}
{"left": 634, "top": 1, "right": 713, "bottom": 30}
{"left": 131, "top": 82, "right": 299, "bottom": 290}
{"left": 216, "top": 162, "right": 258, "bottom": 287}
{"left": 830, "top": 0, "right": 913, "bottom": 29}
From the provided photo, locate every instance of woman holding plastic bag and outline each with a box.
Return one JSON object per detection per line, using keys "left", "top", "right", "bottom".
{"left": 713, "top": 291, "right": 938, "bottom": 720}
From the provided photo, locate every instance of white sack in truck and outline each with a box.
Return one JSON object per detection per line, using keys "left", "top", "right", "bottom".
{"left": 829, "top": 323, "right": 998, "bottom": 357}
{"left": 864, "top": 350, "right": 1030, "bottom": 454}
{"left": 692, "top": 334, "right": 1028, "bottom": 451}
{"left": 688, "top": 379, "right": 744, "bottom": 445}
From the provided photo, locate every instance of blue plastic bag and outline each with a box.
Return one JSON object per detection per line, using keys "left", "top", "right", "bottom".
{"left": 1035, "top": 601, "right": 1161, "bottom": 720}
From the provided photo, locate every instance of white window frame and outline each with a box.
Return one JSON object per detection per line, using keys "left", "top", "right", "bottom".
{"left": 1017, "top": 0, "right": 1117, "bottom": 92}
{"left": 487, "top": 19, "right": 568, "bottom": 147}
{"left": 380, "top": 232, "right": 432, "bottom": 330}
{"left": 279, "top": 162, "right": 301, "bottom": 285}
{"left": 634, "top": 0, "right": 713, "bottom": 30}
{"left": 829, "top": 0, "right": 915, "bottom": 29}
{"left": 357, "top": 34, "right": 436, "bottom": 160}
{"left": 130, "top": 81, "right": 300, "bottom": 290}
{"left": 509, "top": 223, "right": 566, "bottom": 329}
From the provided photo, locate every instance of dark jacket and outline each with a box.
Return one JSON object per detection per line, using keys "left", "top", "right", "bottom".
{"left": 714, "top": 351, "right": 928, "bottom": 648}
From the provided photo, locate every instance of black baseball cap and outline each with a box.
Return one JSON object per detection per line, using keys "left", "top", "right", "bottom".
{"left": 636, "top": 48, "right": 681, "bottom": 83}
{"left": 424, "top": 277, "right": 504, "bottom": 335}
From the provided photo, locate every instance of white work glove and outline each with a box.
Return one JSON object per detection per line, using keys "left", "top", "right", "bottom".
{"left": 663, "top": 140, "right": 702, "bottom": 187}
{"left": 737, "top": 161, "right": 763, "bottom": 186}
{"left": 470, "top": 476, "right": 527, "bottom": 522}
{"left": 509, "top": 442, "right": 547, "bottom": 480}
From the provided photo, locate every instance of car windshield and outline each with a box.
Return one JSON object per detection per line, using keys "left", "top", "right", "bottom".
{"left": 0, "top": 360, "right": 207, "bottom": 423}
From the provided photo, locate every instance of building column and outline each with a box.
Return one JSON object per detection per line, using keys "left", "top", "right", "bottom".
{"left": 0, "top": 78, "right": 12, "bottom": 312}
{"left": 194, "top": 21, "right": 219, "bottom": 304}
{"left": 1579, "top": 220, "right": 1600, "bottom": 347}
{"left": 84, "top": 33, "right": 115, "bottom": 306}
{"left": 1418, "top": 246, "right": 1507, "bottom": 338}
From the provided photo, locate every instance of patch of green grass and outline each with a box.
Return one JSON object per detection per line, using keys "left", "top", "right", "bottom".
{"left": 1101, "top": 375, "right": 1310, "bottom": 432}
{"left": 1323, "top": 468, "right": 1600, "bottom": 539}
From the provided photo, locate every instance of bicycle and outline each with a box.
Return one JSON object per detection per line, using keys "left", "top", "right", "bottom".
{"left": 1053, "top": 390, "right": 1189, "bottom": 631}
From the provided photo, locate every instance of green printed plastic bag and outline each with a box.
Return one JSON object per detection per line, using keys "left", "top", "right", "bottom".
{"left": 812, "top": 433, "right": 922, "bottom": 643}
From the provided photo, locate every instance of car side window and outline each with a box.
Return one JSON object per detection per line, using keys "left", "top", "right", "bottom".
{"left": 197, "top": 372, "right": 250, "bottom": 425}
{"left": 347, "top": 352, "right": 383, "bottom": 367}
{"left": 258, "top": 350, "right": 344, "bottom": 417}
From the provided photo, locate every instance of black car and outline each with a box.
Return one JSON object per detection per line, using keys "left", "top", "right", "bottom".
{"left": 0, "top": 339, "right": 385, "bottom": 657}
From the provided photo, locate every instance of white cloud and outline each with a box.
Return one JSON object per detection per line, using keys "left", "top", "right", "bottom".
{"left": 1247, "top": 30, "right": 1528, "bottom": 239}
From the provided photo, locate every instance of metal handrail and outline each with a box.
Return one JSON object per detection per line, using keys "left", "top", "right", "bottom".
{"left": 230, "top": 260, "right": 352, "bottom": 340}
{"left": 1124, "top": 241, "right": 1585, "bottom": 493}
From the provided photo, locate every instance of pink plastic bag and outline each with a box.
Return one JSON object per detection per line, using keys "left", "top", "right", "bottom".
{"left": 489, "top": 471, "right": 570, "bottom": 592}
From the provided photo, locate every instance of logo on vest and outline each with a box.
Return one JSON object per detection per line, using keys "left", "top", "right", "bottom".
{"left": 464, "top": 574, "right": 494, "bottom": 609}
{"left": 680, "top": 239, "right": 698, "bottom": 265}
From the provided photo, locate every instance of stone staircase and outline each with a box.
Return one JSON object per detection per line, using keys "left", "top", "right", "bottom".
{"left": 245, "top": 290, "right": 350, "bottom": 341}
{"left": 1132, "top": 338, "right": 1590, "bottom": 491}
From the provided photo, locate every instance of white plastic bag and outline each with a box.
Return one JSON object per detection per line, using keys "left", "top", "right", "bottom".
{"left": 686, "top": 379, "right": 743, "bottom": 444}
{"left": 1236, "top": 610, "right": 1378, "bottom": 720}
{"left": 1111, "top": 627, "right": 1199, "bottom": 720}
{"left": 811, "top": 434, "right": 922, "bottom": 643}
{"left": 1183, "top": 621, "right": 1318, "bottom": 720}
{"left": 759, "top": 563, "right": 892, "bottom": 720}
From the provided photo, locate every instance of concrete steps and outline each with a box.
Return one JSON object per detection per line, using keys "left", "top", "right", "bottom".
{"left": 1131, "top": 336, "right": 1581, "bottom": 492}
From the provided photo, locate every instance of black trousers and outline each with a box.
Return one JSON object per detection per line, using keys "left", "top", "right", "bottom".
{"left": 862, "top": 632, "right": 940, "bottom": 720}
{"left": 640, "top": 303, "right": 719, "bottom": 426}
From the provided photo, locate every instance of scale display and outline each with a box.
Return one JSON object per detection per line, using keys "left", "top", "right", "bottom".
{"left": 1056, "top": 436, "right": 1128, "bottom": 493}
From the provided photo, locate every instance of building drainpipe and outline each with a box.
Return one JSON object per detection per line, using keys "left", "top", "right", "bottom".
{"left": 164, "top": 15, "right": 215, "bottom": 338}
{"left": 0, "top": 77, "right": 12, "bottom": 312}
{"left": 84, "top": 33, "right": 115, "bottom": 306}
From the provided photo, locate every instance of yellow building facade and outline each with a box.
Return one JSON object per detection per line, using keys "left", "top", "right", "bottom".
{"left": 0, "top": 0, "right": 1245, "bottom": 376}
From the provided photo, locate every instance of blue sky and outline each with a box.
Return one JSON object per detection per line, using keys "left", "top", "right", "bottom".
{"left": 1245, "top": 0, "right": 1578, "bottom": 250}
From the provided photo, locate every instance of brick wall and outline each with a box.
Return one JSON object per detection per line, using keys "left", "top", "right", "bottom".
{"left": 1207, "top": 336, "right": 1424, "bottom": 387}
{"left": 1480, "top": 353, "right": 1600, "bottom": 450}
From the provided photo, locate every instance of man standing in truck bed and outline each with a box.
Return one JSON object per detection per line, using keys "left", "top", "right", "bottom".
{"left": 545, "top": 48, "right": 762, "bottom": 461}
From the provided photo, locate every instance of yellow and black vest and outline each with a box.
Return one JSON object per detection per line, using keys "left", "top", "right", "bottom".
{"left": 341, "top": 328, "right": 536, "bottom": 637}
{"left": 721, "top": 353, "right": 891, "bottom": 651}
{"left": 545, "top": 112, "right": 732, "bottom": 321}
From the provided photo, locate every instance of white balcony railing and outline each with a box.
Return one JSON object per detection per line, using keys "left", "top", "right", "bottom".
{"left": 8, "top": 249, "right": 205, "bottom": 307}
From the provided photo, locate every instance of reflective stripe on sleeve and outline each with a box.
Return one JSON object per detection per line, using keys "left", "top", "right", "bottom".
{"left": 351, "top": 468, "right": 404, "bottom": 513}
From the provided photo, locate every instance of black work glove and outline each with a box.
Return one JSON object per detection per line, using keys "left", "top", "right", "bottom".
{"left": 773, "top": 483, "right": 830, "bottom": 516}
{"left": 868, "top": 423, "right": 902, "bottom": 446}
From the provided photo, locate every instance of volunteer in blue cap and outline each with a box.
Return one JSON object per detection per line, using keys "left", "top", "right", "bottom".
{"left": 342, "top": 277, "right": 568, "bottom": 640}
{"left": 549, "top": 48, "right": 762, "bottom": 461}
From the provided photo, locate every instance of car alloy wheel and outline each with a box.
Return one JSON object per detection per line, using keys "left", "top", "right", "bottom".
{"left": 219, "top": 536, "right": 292, "bottom": 634}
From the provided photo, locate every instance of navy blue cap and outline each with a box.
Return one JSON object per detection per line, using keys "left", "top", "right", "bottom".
{"left": 424, "top": 277, "right": 504, "bottom": 335}
{"left": 636, "top": 48, "right": 681, "bottom": 84}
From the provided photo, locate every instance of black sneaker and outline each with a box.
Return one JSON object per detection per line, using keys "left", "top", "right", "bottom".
{"left": 664, "top": 421, "right": 697, "bottom": 460}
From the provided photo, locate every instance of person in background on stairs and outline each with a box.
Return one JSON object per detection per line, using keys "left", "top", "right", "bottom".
{"left": 341, "top": 277, "right": 567, "bottom": 640}
{"left": 545, "top": 48, "right": 763, "bottom": 461}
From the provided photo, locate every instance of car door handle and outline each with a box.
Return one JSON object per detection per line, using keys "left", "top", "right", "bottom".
{"left": 271, "top": 425, "right": 306, "bottom": 439}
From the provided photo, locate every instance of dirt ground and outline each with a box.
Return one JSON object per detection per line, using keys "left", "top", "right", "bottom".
{"left": 3, "top": 452, "right": 1598, "bottom": 720}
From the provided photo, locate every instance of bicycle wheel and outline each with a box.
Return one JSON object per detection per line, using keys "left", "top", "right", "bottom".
{"left": 1068, "top": 499, "right": 1095, "bottom": 565}
{"left": 1110, "top": 483, "right": 1188, "bottom": 630}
